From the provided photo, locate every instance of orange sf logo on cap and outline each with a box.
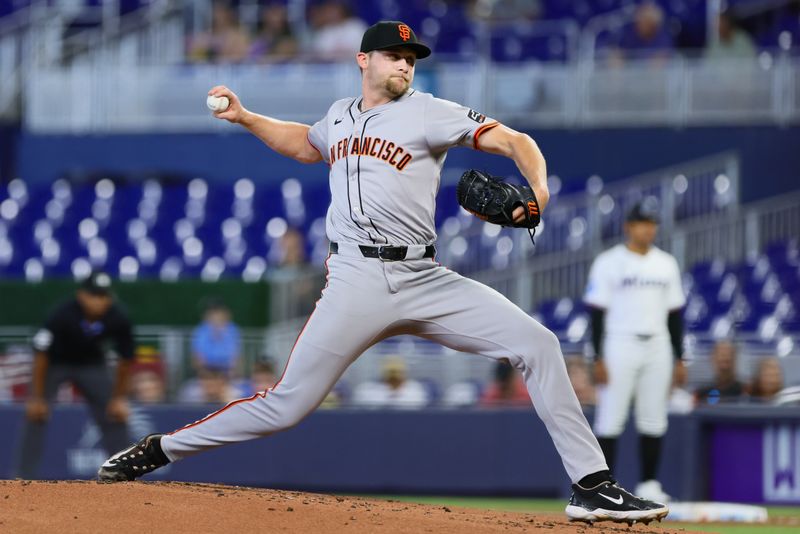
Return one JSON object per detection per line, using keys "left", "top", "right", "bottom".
{"left": 398, "top": 24, "right": 411, "bottom": 42}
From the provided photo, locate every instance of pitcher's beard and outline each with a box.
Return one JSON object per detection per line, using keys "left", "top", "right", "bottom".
{"left": 384, "top": 77, "right": 410, "bottom": 97}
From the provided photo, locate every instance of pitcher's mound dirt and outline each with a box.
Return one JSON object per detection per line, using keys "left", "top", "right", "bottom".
{"left": 0, "top": 480, "right": 700, "bottom": 533}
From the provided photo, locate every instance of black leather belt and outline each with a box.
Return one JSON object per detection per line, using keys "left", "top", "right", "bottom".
{"left": 329, "top": 242, "right": 435, "bottom": 261}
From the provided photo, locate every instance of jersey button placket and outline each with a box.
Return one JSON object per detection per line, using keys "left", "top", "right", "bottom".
{"left": 349, "top": 122, "right": 360, "bottom": 182}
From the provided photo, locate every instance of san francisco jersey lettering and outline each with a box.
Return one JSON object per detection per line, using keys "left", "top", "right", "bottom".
{"left": 328, "top": 136, "right": 413, "bottom": 170}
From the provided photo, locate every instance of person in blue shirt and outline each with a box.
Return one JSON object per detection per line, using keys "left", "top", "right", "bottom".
{"left": 191, "top": 299, "right": 241, "bottom": 375}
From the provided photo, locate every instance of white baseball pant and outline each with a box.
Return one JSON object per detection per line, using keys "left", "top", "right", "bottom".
{"left": 594, "top": 334, "right": 673, "bottom": 438}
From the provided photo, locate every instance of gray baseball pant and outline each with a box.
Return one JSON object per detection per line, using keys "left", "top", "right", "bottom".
{"left": 161, "top": 244, "right": 607, "bottom": 482}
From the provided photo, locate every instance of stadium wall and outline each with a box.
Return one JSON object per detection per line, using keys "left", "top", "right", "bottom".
{"left": 0, "top": 404, "right": 688, "bottom": 498}
{"left": 2, "top": 404, "right": 798, "bottom": 504}
{"left": 13, "top": 126, "right": 800, "bottom": 201}
{"left": 0, "top": 280, "right": 270, "bottom": 327}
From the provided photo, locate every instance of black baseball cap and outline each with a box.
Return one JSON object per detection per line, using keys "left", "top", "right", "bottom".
{"left": 626, "top": 202, "right": 660, "bottom": 223}
{"left": 80, "top": 271, "right": 113, "bottom": 296}
{"left": 360, "top": 21, "right": 431, "bottom": 59}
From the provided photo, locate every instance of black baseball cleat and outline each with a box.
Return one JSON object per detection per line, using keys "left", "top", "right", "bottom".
{"left": 97, "top": 433, "right": 170, "bottom": 482}
{"left": 565, "top": 480, "right": 669, "bottom": 525}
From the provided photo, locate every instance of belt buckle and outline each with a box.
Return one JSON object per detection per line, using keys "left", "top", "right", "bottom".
{"left": 377, "top": 246, "right": 405, "bottom": 262}
{"left": 377, "top": 246, "right": 392, "bottom": 262}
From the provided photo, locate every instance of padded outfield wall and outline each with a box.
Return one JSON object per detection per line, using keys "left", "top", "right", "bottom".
{"left": 0, "top": 280, "right": 269, "bottom": 327}
{"left": 0, "top": 404, "right": 798, "bottom": 504}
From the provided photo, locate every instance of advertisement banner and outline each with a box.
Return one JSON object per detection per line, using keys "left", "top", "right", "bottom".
{"left": 710, "top": 422, "right": 800, "bottom": 504}
{"left": 763, "top": 424, "right": 800, "bottom": 503}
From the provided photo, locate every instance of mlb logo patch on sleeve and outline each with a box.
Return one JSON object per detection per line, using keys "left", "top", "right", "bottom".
{"left": 467, "top": 109, "right": 486, "bottom": 123}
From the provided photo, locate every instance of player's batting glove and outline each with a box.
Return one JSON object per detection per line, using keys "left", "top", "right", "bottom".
{"left": 456, "top": 169, "right": 541, "bottom": 244}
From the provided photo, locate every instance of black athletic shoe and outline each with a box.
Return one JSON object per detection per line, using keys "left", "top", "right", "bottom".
{"left": 565, "top": 480, "right": 669, "bottom": 526}
{"left": 97, "top": 434, "right": 170, "bottom": 482}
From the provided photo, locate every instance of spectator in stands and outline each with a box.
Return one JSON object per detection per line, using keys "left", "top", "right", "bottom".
{"left": 352, "top": 356, "right": 429, "bottom": 409}
{"left": 270, "top": 227, "right": 318, "bottom": 317}
{"left": 319, "top": 385, "right": 344, "bottom": 409}
{"left": 612, "top": 1, "right": 673, "bottom": 65}
{"left": 269, "top": 227, "right": 309, "bottom": 271}
{"left": 0, "top": 345, "right": 33, "bottom": 402}
{"left": 179, "top": 368, "right": 238, "bottom": 404}
{"left": 248, "top": 2, "right": 299, "bottom": 63}
{"left": 695, "top": 340, "right": 746, "bottom": 404}
{"left": 705, "top": 11, "right": 756, "bottom": 61}
{"left": 279, "top": 227, "right": 309, "bottom": 268}
{"left": 749, "top": 357, "right": 785, "bottom": 403}
{"left": 470, "top": 0, "right": 541, "bottom": 22}
{"left": 243, "top": 356, "right": 278, "bottom": 395}
{"left": 566, "top": 356, "right": 595, "bottom": 407}
{"left": 130, "top": 367, "right": 166, "bottom": 404}
{"left": 189, "top": 1, "right": 251, "bottom": 63}
{"left": 443, "top": 380, "right": 481, "bottom": 407}
{"left": 130, "top": 347, "right": 167, "bottom": 404}
{"left": 191, "top": 299, "right": 241, "bottom": 375}
{"left": 480, "top": 359, "right": 529, "bottom": 407}
{"left": 306, "top": 0, "right": 367, "bottom": 61}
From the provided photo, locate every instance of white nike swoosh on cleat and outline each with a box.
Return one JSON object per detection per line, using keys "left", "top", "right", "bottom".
{"left": 598, "top": 493, "right": 624, "bottom": 505}
{"left": 101, "top": 445, "right": 136, "bottom": 468}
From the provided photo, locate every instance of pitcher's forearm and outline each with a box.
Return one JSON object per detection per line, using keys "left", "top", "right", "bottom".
{"left": 239, "top": 112, "right": 321, "bottom": 163}
{"left": 510, "top": 135, "right": 548, "bottom": 198}
{"left": 476, "top": 125, "right": 549, "bottom": 208}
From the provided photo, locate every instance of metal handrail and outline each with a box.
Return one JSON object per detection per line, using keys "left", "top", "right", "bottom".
{"left": 20, "top": 55, "right": 800, "bottom": 130}
{"left": 3, "top": 324, "right": 795, "bottom": 402}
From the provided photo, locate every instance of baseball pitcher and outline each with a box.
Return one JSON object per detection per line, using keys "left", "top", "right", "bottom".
{"left": 98, "top": 21, "right": 668, "bottom": 525}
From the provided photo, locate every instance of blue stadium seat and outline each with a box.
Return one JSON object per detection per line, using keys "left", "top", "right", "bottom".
{"left": 684, "top": 294, "right": 712, "bottom": 332}
{"left": 536, "top": 297, "right": 576, "bottom": 332}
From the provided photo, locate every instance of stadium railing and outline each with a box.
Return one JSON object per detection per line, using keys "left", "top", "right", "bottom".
{"left": 4, "top": 0, "right": 799, "bottom": 127}
{"left": 21, "top": 56, "right": 800, "bottom": 131}
{"left": 437, "top": 152, "right": 740, "bottom": 296}
{"left": 0, "top": 325, "right": 271, "bottom": 401}
{"left": 4, "top": 323, "right": 795, "bottom": 406}
{"left": 472, "top": 190, "right": 800, "bottom": 311}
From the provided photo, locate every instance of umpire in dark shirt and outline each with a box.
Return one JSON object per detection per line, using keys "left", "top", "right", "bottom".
{"left": 17, "top": 271, "right": 133, "bottom": 478}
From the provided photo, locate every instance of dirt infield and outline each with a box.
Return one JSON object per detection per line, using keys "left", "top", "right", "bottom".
{"left": 0, "top": 480, "right": 699, "bottom": 533}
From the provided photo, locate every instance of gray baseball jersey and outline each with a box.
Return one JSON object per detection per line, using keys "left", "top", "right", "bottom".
{"left": 307, "top": 90, "right": 499, "bottom": 245}
{"left": 158, "top": 89, "right": 607, "bottom": 484}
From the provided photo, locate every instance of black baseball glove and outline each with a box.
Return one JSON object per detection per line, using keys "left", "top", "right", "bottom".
{"left": 456, "top": 170, "right": 541, "bottom": 241}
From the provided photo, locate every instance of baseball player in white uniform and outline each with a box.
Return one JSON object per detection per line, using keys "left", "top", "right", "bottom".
{"left": 584, "top": 203, "right": 687, "bottom": 503}
{"left": 98, "top": 21, "right": 667, "bottom": 525}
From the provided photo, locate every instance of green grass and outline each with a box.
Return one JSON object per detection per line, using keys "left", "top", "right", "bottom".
{"left": 675, "top": 527, "right": 796, "bottom": 534}
{"left": 368, "top": 496, "right": 800, "bottom": 534}
{"left": 765, "top": 506, "right": 800, "bottom": 518}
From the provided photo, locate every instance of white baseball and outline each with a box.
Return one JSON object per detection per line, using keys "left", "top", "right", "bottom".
{"left": 206, "top": 95, "right": 230, "bottom": 112}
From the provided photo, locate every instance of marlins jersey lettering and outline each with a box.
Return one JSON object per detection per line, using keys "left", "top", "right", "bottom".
{"left": 584, "top": 244, "right": 685, "bottom": 336}
{"left": 306, "top": 90, "right": 499, "bottom": 245}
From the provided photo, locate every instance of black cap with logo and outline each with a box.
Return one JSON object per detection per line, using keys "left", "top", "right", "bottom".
{"left": 626, "top": 202, "right": 660, "bottom": 223}
{"left": 80, "top": 271, "right": 113, "bottom": 296}
{"left": 360, "top": 21, "right": 431, "bottom": 59}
